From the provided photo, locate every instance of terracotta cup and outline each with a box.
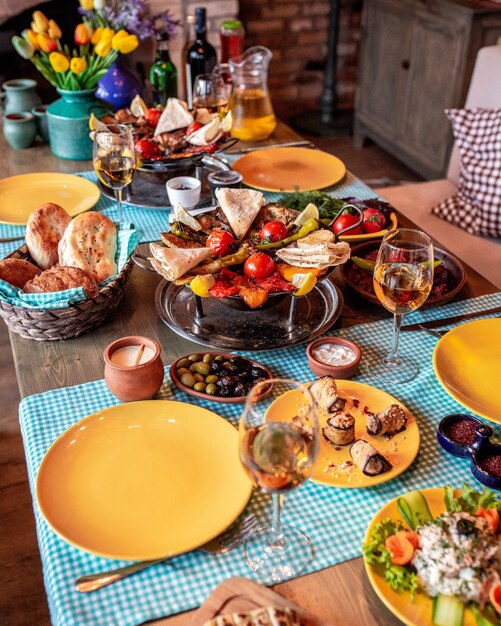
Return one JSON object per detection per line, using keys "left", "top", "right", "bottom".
{"left": 104, "top": 336, "right": 164, "bottom": 402}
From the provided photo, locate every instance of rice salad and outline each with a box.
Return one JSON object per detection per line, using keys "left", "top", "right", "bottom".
{"left": 412, "top": 511, "right": 500, "bottom": 602}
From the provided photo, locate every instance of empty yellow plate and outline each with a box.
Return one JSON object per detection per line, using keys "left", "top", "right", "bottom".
{"left": 232, "top": 147, "right": 346, "bottom": 192}
{"left": 433, "top": 318, "right": 501, "bottom": 423}
{"left": 365, "top": 487, "right": 477, "bottom": 626}
{"left": 0, "top": 173, "right": 100, "bottom": 225}
{"left": 36, "top": 401, "right": 253, "bottom": 560}
{"left": 266, "top": 380, "right": 419, "bottom": 488}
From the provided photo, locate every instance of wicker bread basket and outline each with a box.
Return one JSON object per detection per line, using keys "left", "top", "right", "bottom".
{"left": 0, "top": 245, "right": 134, "bottom": 341}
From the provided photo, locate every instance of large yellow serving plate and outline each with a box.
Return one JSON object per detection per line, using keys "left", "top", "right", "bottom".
{"left": 36, "top": 401, "right": 253, "bottom": 560}
{"left": 365, "top": 487, "right": 477, "bottom": 626}
{"left": 232, "top": 147, "right": 346, "bottom": 192}
{"left": 0, "top": 173, "right": 100, "bottom": 225}
{"left": 433, "top": 318, "right": 501, "bottom": 423}
{"left": 266, "top": 380, "right": 419, "bottom": 488}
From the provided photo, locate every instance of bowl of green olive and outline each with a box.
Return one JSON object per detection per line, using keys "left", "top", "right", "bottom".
{"left": 169, "top": 352, "right": 273, "bottom": 403}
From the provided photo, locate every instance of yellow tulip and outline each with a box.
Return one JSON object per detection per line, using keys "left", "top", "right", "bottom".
{"left": 49, "top": 51, "right": 70, "bottom": 73}
{"left": 116, "top": 34, "right": 139, "bottom": 55}
{"left": 94, "top": 37, "right": 112, "bottom": 57}
{"left": 22, "top": 29, "right": 40, "bottom": 50}
{"left": 100, "top": 28, "right": 115, "bottom": 41}
{"left": 91, "top": 26, "right": 104, "bottom": 45}
{"left": 79, "top": 0, "right": 94, "bottom": 9}
{"left": 37, "top": 33, "right": 57, "bottom": 53}
{"left": 111, "top": 30, "right": 129, "bottom": 50}
{"left": 32, "top": 11, "right": 49, "bottom": 33}
{"left": 70, "top": 57, "right": 87, "bottom": 74}
{"left": 48, "top": 19, "right": 62, "bottom": 40}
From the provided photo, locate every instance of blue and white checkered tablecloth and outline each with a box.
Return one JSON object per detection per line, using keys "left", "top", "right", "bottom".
{"left": 0, "top": 169, "right": 376, "bottom": 259}
{"left": 19, "top": 292, "right": 501, "bottom": 626}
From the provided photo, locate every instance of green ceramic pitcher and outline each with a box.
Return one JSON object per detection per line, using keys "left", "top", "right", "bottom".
{"left": 1, "top": 79, "right": 41, "bottom": 114}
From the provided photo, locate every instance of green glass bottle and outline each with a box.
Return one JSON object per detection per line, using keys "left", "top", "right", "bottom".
{"left": 150, "top": 33, "right": 178, "bottom": 106}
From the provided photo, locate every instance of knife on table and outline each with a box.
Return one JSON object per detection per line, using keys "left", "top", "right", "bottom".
{"left": 400, "top": 305, "right": 501, "bottom": 332}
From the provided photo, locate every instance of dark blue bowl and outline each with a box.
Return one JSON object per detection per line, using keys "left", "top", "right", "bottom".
{"left": 437, "top": 414, "right": 484, "bottom": 458}
{"left": 471, "top": 442, "right": 501, "bottom": 490}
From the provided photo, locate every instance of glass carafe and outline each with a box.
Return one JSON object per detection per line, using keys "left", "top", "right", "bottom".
{"left": 228, "top": 46, "right": 277, "bottom": 142}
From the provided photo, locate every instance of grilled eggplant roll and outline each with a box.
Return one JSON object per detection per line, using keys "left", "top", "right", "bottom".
{"left": 350, "top": 439, "right": 392, "bottom": 476}
{"left": 322, "top": 412, "right": 355, "bottom": 446}
{"left": 366, "top": 404, "right": 407, "bottom": 438}
{"left": 309, "top": 376, "right": 346, "bottom": 413}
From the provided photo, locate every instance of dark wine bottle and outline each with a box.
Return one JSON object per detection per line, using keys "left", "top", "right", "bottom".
{"left": 186, "top": 7, "right": 217, "bottom": 108}
{"left": 150, "top": 32, "right": 178, "bottom": 106}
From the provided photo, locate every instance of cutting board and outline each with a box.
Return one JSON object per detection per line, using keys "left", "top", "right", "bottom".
{"left": 188, "top": 577, "right": 329, "bottom": 625}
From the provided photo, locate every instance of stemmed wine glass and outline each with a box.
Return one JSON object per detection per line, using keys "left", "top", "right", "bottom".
{"left": 371, "top": 228, "right": 434, "bottom": 384}
{"left": 192, "top": 73, "right": 229, "bottom": 113}
{"left": 239, "top": 378, "right": 318, "bottom": 582}
{"left": 93, "top": 124, "right": 136, "bottom": 225}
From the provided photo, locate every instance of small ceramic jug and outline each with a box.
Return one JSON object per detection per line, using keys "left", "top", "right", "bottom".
{"left": 3, "top": 112, "right": 37, "bottom": 149}
{"left": 1, "top": 79, "right": 41, "bottom": 114}
{"left": 31, "top": 104, "right": 49, "bottom": 143}
{"left": 104, "top": 336, "right": 165, "bottom": 402}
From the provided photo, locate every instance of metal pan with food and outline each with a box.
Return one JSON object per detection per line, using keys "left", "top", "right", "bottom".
{"left": 93, "top": 95, "right": 235, "bottom": 169}
{"left": 144, "top": 189, "right": 352, "bottom": 310}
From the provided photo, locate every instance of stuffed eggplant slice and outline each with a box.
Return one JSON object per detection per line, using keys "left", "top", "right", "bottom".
{"left": 350, "top": 439, "right": 392, "bottom": 476}
{"left": 322, "top": 411, "right": 355, "bottom": 446}
{"left": 366, "top": 404, "right": 407, "bottom": 438}
{"left": 309, "top": 376, "right": 346, "bottom": 413}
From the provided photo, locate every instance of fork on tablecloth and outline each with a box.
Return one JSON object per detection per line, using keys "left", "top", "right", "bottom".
{"left": 75, "top": 512, "right": 258, "bottom": 593}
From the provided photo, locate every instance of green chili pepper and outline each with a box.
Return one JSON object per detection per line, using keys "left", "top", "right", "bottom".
{"left": 256, "top": 218, "right": 319, "bottom": 250}
{"left": 351, "top": 256, "right": 443, "bottom": 273}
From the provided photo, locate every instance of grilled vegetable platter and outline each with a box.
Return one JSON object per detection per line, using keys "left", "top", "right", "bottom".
{"left": 145, "top": 188, "right": 352, "bottom": 309}
{"left": 364, "top": 483, "right": 501, "bottom": 626}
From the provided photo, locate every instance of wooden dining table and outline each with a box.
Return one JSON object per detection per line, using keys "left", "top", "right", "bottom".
{"left": 0, "top": 128, "right": 497, "bottom": 626}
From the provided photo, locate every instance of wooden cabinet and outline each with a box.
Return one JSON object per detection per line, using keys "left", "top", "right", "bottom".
{"left": 354, "top": 0, "right": 501, "bottom": 179}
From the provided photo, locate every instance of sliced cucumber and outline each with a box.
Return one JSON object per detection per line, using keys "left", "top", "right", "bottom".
{"left": 470, "top": 604, "right": 500, "bottom": 626}
{"left": 432, "top": 594, "right": 465, "bottom": 626}
{"left": 397, "top": 490, "right": 434, "bottom": 530}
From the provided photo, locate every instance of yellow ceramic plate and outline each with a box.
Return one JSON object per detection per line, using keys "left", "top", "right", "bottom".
{"left": 339, "top": 212, "right": 398, "bottom": 243}
{"left": 232, "top": 147, "right": 346, "bottom": 192}
{"left": 433, "top": 318, "right": 501, "bottom": 424}
{"left": 36, "top": 401, "right": 253, "bottom": 560}
{"left": 266, "top": 380, "right": 419, "bottom": 488}
{"left": 0, "top": 173, "right": 100, "bottom": 225}
{"left": 365, "top": 487, "right": 477, "bottom": 626}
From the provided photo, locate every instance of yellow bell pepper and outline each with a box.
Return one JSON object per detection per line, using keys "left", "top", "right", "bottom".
{"left": 70, "top": 57, "right": 87, "bottom": 74}
{"left": 49, "top": 51, "right": 70, "bottom": 73}
{"left": 116, "top": 34, "right": 139, "bottom": 55}
{"left": 32, "top": 11, "right": 49, "bottom": 34}
{"left": 37, "top": 33, "right": 57, "bottom": 53}
{"left": 47, "top": 20, "right": 62, "bottom": 40}
{"left": 111, "top": 30, "right": 129, "bottom": 50}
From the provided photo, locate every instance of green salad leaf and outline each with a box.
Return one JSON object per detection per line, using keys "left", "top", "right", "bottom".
{"left": 444, "top": 483, "right": 501, "bottom": 514}
{"left": 362, "top": 518, "right": 420, "bottom": 599}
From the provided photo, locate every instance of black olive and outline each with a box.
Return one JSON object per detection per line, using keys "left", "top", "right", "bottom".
{"left": 210, "top": 361, "right": 222, "bottom": 373}
{"left": 229, "top": 356, "right": 247, "bottom": 368}
{"left": 251, "top": 376, "right": 267, "bottom": 386}
{"left": 226, "top": 363, "right": 240, "bottom": 374}
{"left": 457, "top": 519, "right": 475, "bottom": 535}
{"left": 250, "top": 367, "right": 268, "bottom": 379}
{"left": 218, "top": 387, "right": 232, "bottom": 397}
{"left": 219, "top": 376, "right": 234, "bottom": 388}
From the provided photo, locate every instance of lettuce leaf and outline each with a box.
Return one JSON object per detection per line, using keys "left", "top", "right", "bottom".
{"left": 444, "top": 483, "right": 501, "bottom": 514}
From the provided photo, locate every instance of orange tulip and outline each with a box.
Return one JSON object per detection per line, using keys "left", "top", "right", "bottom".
{"left": 32, "top": 10, "right": 49, "bottom": 34}
{"left": 74, "top": 23, "right": 92, "bottom": 46}
{"left": 22, "top": 29, "right": 40, "bottom": 50}
{"left": 37, "top": 33, "right": 57, "bottom": 53}
{"left": 48, "top": 20, "right": 62, "bottom": 40}
{"left": 90, "top": 26, "right": 104, "bottom": 45}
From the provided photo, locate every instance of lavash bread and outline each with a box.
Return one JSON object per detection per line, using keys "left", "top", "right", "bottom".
{"left": 25, "top": 203, "right": 71, "bottom": 269}
{"left": 148, "top": 242, "right": 213, "bottom": 281}
{"left": 203, "top": 606, "right": 301, "bottom": 626}
{"left": 24, "top": 266, "right": 99, "bottom": 298}
{"left": 0, "top": 258, "right": 42, "bottom": 289}
{"left": 58, "top": 212, "right": 117, "bottom": 283}
{"left": 215, "top": 188, "right": 265, "bottom": 240}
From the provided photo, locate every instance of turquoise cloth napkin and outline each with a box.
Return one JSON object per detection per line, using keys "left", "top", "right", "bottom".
{"left": 18, "top": 292, "right": 501, "bottom": 626}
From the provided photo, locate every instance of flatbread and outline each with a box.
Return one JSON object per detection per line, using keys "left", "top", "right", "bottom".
{"left": 215, "top": 188, "right": 265, "bottom": 240}
{"left": 275, "top": 241, "right": 351, "bottom": 269}
{"left": 154, "top": 98, "right": 194, "bottom": 136}
{"left": 187, "top": 117, "right": 222, "bottom": 146}
{"left": 148, "top": 242, "right": 213, "bottom": 281}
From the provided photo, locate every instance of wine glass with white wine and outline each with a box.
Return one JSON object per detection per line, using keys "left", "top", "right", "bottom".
{"left": 239, "top": 378, "right": 318, "bottom": 583}
{"left": 93, "top": 124, "right": 136, "bottom": 225}
{"left": 371, "top": 228, "right": 434, "bottom": 384}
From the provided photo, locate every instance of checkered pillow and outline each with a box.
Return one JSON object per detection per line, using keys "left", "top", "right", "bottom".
{"left": 432, "top": 108, "right": 501, "bottom": 237}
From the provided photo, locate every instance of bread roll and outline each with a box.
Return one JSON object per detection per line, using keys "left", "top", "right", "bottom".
{"left": 58, "top": 212, "right": 117, "bottom": 283}
{"left": 0, "top": 258, "right": 41, "bottom": 289}
{"left": 25, "top": 203, "right": 71, "bottom": 269}
{"left": 23, "top": 266, "right": 99, "bottom": 298}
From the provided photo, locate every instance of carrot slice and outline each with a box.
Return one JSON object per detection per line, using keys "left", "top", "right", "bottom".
{"left": 396, "top": 529, "right": 420, "bottom": 549}
{"left": 385, "top": 533, "right": 415, "bottom": 565}
{"left": 477, "top": 506, "right": 500, "bottom": 533}
{"left": 490, "top": 582, "right": 501, "bottom": 614}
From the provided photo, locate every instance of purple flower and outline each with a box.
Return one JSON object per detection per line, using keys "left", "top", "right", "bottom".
{"left": 99, "top": 1, "right": 179, "bottom": 41}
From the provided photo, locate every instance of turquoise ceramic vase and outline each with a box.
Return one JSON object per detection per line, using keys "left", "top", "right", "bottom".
{"left": 2, "top": 79, "right": 41, "bottom": 114}
{"left": 3, "top": 112, "right": 37, "bottom": 149}
{"left": 46, "top": 89, "right": 110, "bottom": 160}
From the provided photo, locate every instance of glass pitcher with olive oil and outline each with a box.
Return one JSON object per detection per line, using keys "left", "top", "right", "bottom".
{"left": 228, "top": 46, "right": 277, "bottom": 141}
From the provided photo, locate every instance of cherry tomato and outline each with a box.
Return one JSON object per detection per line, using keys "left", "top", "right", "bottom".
{"left": 145, "top": 107, "right": 161, "bottom": 128}
{"left": 186, "top": 122, "right": 203, "bottom": 135}
{"left": 332, "top": 213, "right": 363, "bottom": 236}
{"left": 259, "top": 221, "right": 288, "bottom": 243}
{"left": 243, "top": 253, "right": 275, "bottom": 279}
{"left": 206, "top": 229, "right": 235, "bottom": 256}
{"left": 134, "top": 138, "right": 161, "bottom": 159}
{"left": 362, "top": 208, "right": 386, "bottom": 234}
